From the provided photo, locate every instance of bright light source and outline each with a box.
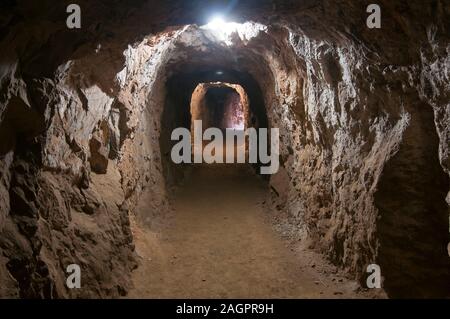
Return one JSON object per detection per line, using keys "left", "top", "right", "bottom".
{"left": 208, "top": 15, "right": 226, "bottom": 30}
{"left": 201, "top": 16, "right": 268, "bottom": 46}
{"left": 205, "top": 15, "right": 237, "bottom": 33}
{"left": 216, "top": 71, "right": 224, "bottom": 75}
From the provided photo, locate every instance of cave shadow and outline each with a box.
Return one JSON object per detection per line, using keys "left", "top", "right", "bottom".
{"left": 375, "top": 104, "right": 450, "bottom": 298}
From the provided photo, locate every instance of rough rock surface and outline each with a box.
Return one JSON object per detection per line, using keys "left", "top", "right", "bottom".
{"left": 0, "top": 0, "right": 448, "bottom": 298}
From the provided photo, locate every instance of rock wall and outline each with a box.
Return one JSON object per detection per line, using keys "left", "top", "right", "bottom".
{"left": 266, "top": 2, "right": 450, "bottom": 297}
{"left": 0, "top": 51, "right": 137, "bottom": 298}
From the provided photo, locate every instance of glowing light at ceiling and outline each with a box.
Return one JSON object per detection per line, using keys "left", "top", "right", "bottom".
{"left": 206, "top": 15, "right": 236, "bottom": 33}
{"left": 201, "top": 15, "right": 267, "bottom": 46}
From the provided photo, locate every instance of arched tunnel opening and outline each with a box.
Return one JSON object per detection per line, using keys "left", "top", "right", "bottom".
{"left": 0, "top": 1, "right": 449, "bottom": 300}
{"left": 191, "top": 83, "right": 248, "bottom": 131}
{"left": 160, "top": 67, "right": 269, "bottom": 188}
{"left": 190, "top": 83, "right": 249, "bottom": 163}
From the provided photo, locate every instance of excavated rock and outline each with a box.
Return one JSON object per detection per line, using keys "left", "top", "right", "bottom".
{"left": 0, "top": 0, "right": 448, "bottom": 298}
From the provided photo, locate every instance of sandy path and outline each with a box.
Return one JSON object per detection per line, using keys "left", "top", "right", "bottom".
{"left": 128, "top": 164, "right": 372, "bottom": 298}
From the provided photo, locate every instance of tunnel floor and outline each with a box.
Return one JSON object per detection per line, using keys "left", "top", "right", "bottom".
{"left": 127, "top": 164, "right": 378, "bottom": 298}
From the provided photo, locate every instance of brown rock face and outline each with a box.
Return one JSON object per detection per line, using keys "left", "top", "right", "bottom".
{"left": 89, "top": 121, "right": 110, "bottom": 174}
{"left": 0, "top": 0, "right": 449, "bottom": 298}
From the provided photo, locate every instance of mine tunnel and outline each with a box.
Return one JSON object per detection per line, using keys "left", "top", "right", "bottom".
{"left": 191, "top": 83, "right": 248, "bottom": 131}
{"left": 0, "top": 1, "right": 449, "bottom": 300}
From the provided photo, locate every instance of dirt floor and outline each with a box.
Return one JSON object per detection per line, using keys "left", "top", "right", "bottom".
{"left": 127, "top": 164, "right": 384, "bottom": 298}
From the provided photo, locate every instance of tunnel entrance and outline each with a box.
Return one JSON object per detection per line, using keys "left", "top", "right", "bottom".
{"left": 190, "top": 82, "right": 249, "bottom": 132}
{"left": 160, "top": 68, "right": 269, "bottom": 187}
{"left": 189, "top": 82, "right": 250, "bottom": 162}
